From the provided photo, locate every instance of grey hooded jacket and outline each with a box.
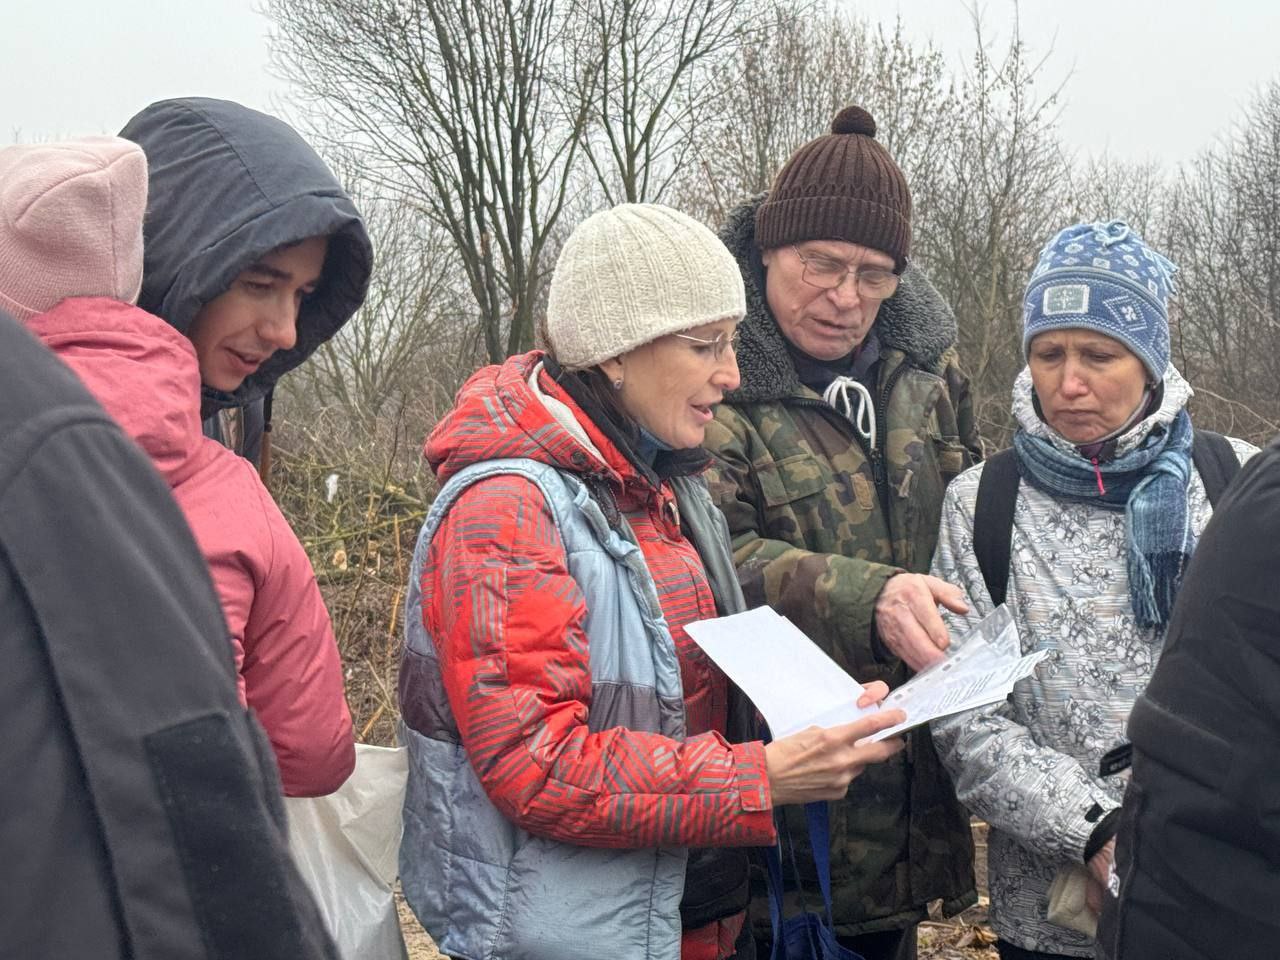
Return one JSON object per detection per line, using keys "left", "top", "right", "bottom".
{"left": 120, "top": 97, "right": 373, "bottom": 463}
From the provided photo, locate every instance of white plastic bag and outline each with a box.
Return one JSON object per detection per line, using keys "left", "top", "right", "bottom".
{"left": 286, "top": 743, "right": 410, "bottom": 960}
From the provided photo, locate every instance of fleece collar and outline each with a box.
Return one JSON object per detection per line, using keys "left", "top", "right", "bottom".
{"left": 718, "top": 194, "right": 958, "bottom": 403}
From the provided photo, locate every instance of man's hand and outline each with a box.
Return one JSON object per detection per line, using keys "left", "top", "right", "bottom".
{"left": 873, "top": 573, "right": 968, "bottom": 672}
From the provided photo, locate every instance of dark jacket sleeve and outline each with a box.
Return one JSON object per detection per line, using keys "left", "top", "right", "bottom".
{"left": 0, "top": 316, "right": 338, "bottom": 960}
{"left": 0, "top": 506, "right": 127, "bottom": 956}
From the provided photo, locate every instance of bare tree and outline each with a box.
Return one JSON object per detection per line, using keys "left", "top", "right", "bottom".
{"left": 266, "top": 0, "right": 593, "bottom": 363}
{"left": 674, "top": 1, "right": 871, "bottom": 219}
{"left": 912, "top": 13, "right": 1073, "bottom": 446}
{"left": 1066, "top": 153, "right": 1168, "bottom": 238}
{"left": 283, "top": 178, "right": 476, "bottom": 430}
{"left": 1164, "top": 80, "right": 1280, "bottom": 440}
{"left": 852, "top": 21, "right": 957, "bottom": 208}
{"left": 570, "top": 0, "right": 760, "bottom": 203}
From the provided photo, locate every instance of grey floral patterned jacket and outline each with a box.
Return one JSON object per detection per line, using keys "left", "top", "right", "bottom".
{"left": 929, "top": 366, "right": 1256, "bottom": 956}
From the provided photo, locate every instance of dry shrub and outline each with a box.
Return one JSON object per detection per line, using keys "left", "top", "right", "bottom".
{"left": 270, "top": 395, "right": 446, "bottom": 746}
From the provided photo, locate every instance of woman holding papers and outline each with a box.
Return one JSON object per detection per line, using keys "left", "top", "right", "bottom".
{"left": 397, "top": 204, "right": 906, "bottom": 960}
{"left": 929, "top": 221, "right": 1254, "bottom": 960}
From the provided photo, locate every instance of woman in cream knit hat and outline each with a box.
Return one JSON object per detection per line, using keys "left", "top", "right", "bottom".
{"left": 399, "top": 203, "right": 908, "bottom": 960}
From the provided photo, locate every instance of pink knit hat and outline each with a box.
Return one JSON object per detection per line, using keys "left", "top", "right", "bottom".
{"left": 0, "top": 136, "right": 147, "bottom": 321}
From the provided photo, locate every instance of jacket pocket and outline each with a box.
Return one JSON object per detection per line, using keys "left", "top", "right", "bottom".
{"left": 757, "top": 453, "right": 830, "bottom": 507}
{"left": 923, "top": 404, "right": 970, "bottom": 485}
{"left": 932, "top": 437, "right": 969, "bottom": 484}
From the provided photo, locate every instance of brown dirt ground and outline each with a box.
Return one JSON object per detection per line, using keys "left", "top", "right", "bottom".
{"left": 397, "top": 824, "right": 996, "bottom": 960}
{"left": 398, "top": 887, "right": 443, "bottom": 959}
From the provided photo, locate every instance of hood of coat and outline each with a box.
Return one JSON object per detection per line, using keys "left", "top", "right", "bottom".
{"left": 718, "top": 193, "right": 959, "bottom": 404}
{"left": 120, "top": 97, "right": 374, "bottom": 412}
{"left": 428, "top": 351, "right": 660, "bottom": 500}
{"left": 1013, "top": 361, "right": 1193, "bottom": 457}
{"left": 27, "top": 297, "right": 209, "bottom": 485}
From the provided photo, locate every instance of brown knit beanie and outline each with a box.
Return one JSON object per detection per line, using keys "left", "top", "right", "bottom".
{"left": 754, "top": 105, "right": 911, "bottom": 271}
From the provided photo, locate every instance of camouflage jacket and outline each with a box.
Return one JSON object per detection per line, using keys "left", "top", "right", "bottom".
{"left": 703, "top": 196, "right": 980, "bottom": 935}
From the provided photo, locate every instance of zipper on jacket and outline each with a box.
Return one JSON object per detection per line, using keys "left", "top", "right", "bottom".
{"left": 790, "top": 363, "right": 909, "bottom": 522}
{"left": 872, "top": 365, "right": 909, "bottom": 504}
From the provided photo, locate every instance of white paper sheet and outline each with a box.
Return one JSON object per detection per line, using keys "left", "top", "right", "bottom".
{"left": 683, "top": 605, "right": 875, "bottom": 739}
{"left": 685, "top": 603, "right": 1045, "bottom": 744}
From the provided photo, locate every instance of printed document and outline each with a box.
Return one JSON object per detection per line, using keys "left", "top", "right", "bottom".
{"left": 685, "top": 604, "right": 1045, "bottom": 742}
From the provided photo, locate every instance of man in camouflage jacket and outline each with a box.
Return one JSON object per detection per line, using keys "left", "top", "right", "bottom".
{"left": 704, "top": 106, "right": 980, "bottom": 960}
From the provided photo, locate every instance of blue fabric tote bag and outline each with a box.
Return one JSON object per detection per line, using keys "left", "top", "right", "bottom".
{"left": 765, "top": 802, "right": 864, "bottom": 960}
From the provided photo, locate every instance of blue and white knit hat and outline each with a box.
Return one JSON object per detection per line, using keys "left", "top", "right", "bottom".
{"left": 1023, "top": 220, "right": 1178, "bottom": 382}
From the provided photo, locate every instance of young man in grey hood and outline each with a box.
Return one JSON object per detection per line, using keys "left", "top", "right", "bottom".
{"left": 120, "top": 97, "right": 374, "bottom": 467}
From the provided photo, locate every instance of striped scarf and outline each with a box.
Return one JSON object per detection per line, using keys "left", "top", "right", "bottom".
{"left": 1013, "top": 409, "right": 1195, "bottom": 628}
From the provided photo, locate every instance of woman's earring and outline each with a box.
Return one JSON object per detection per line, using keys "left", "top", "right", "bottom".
{"left": 612, "top": 378, "right": 624, "bottom": 391}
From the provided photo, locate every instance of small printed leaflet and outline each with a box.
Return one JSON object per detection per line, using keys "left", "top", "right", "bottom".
{"left": 863, "top": 604, "right": 1047, "bottom": 741}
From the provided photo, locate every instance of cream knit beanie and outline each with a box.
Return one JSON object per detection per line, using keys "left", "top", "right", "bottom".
{"left": 0, "top": 136, "right": 147, "bottom": 322}
{"left": 546, "top": 203, "right": 746, "bottom": 369}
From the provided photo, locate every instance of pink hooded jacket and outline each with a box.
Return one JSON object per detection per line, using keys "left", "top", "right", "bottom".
{"left": 29, "top": 297, "right": 355, "bottom": 796}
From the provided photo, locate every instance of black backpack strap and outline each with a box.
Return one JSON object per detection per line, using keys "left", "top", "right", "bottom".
{"left": 1192, "top": 429, "right": 1239, "bottom": 507}
{"left": 973, "top": 434, "right": 1234, "bottom": 608}
{"left": 973, "top": 449, "right": 1020, "bottom": 607}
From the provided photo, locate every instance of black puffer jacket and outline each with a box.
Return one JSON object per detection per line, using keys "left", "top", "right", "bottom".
{"left": 1098, "top": 437, "right": 1280, "bottom": 960}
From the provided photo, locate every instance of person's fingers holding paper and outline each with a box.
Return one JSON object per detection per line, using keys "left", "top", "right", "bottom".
{"left": 856, "top": 679, "right": 890, "bottom": 708}
{"left": 765, "top": 709, "right": 906, "bottom": 805}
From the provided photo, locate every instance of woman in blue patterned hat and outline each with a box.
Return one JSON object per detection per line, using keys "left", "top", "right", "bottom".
{"left": 926, "top": 221, "right": 1255, "bottom": 960}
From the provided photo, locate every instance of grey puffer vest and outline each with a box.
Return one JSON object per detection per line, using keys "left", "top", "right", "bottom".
{"left": 399, "top": 458, "right": 745, "bottom": 960}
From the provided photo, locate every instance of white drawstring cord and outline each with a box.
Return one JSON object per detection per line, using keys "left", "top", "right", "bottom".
{"left": 822, "top": 376, "right": 876, "bottom": 450}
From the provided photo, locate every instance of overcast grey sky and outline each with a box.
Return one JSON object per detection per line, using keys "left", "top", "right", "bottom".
{"left": 5, "top": 1, "right": 1277, "bottom": 168}
{"left": 854, "top": 0, "right": 1280, "bottom": 165}
{"left": 4, "top": 1, "right": 287, "bottom": 140}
